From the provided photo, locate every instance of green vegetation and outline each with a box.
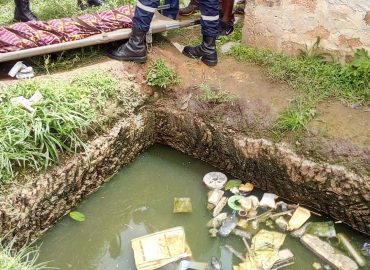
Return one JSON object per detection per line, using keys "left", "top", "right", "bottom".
{"left": 0, "top": 239, "right": 49, "bottom": 270}
{"left": 146, "top": 59, "right": 180, "bottom": 89}
{"left": 198, "top": 83, "right": 234, "bottom": 103}
{"left": 0, "top": 71, "right": 118, "bottom": 182}
{"left": 276, "top": 98, "right": 316, "bottom": 132}
{"left": 229, "top": 44, "right": 370, "bottom": 105}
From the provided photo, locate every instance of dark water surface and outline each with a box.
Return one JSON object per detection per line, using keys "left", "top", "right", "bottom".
{"left": 37, "top": 145, "right": 368, "bottom": 270}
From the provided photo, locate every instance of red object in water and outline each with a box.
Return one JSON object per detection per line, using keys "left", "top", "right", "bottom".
{"left": 0, "top": 5, "right": 134, "bottom": 53}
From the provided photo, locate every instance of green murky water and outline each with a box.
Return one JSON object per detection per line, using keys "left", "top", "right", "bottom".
{"left": 37, "top": 145, "right": 368, "bottom": 270}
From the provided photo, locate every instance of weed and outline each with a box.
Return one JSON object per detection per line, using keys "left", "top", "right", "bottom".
{"left": 146, "top": 59, "right": 180, "bottom": 89}
{"left": 0, "top": 71, "right": 118, "bottom": 182}
{"left": 198, "top": 83, "right": 234, "bottom": 103}
{"left": 0, "top": 238, "right": 51, "bottom": 270}
{"left": 229, "top": 44, "right": 370, "bottom": 105}
{"left": 276, "top": 100, "right": 316, "bottom": 132}
{"left": 298, "top": 37, "right": 334, "bottom": 63}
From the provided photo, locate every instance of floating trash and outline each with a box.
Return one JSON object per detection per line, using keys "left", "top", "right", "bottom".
{"left": 203, "top": 172, "right": 227, "bottom": 189}
{"left": 208, "top": 189, "right": 224, "bottom": 206}
{"left": 219, "top": 213, "right": 238, "bottom": 237}
{"left": 173, "top": 197, "right": 192, "bottom": 213}
{"left": 213, "top": 197, "right": 228, "bottom": 217}
{"left": 337, "top": 233, "right": 366, "bottom": 267}
{"left": 228, "top": 195, "right": 245, "bottom": 211}
{"left": 259, "top": 193, "right": 278, "bottom": 209}
{"left": 307, "top": 221, "right": 336, "bottom": 238}
{"left": 288, "top": 207, "right": 311, "bottom": 231}
{"left": 239, "top": 182, "right": 254, "bottom": 193}
{"left": 300, "top": 234, "right": 358, "bottom": 270}
{"left": 224, "top": 179, "right": 242, "bottom": 190}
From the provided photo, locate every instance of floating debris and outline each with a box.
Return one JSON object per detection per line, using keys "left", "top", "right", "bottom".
{"left": 288, "top": 206, "right": 311, "bottom": 231}
{"left": 259, "top": 193, "right": 278, "bottom": 209}
{"left": 272, "top": 249, "right": 295, "bottom": 270}
{"left": 231, "top": 228, "right": 251, "bottom": 239}
{"left": 362, "top": 241, "right": 370, "bottom": 259}
{"left": 300, "top": 234, "right": 358, "bottom": 270}
{"left": 131, "top": 227, "right": 192, "bottom": 270}
{"left": 228, "top": 195, "right": 245, "bottom": 211}
{"left": 275, "top": 216, "right": 288, "bottom": 231}
{"left": 238, "top": 182, "right": 254, "bottom": 193}
{"left": 207, "top": 213, "right": 228, "bottom": 228}
{"left": 213, "top": 197, "right": 228, "bottom": 217}
{"left": 208, "top": 189, "right": 224, "bottom": 206}
{"left": 307, "top": 222, "right": 336, "bottom": 238}
{"left": 224, "top": 245, "right": 245, "bottom": 261}
{"left": 312, "top": 262, "right": 322, "bottom": 269}
{"left": 203, "top": 172, "right": 227, "bottom": 189}
{"left": 225, "top": 179, "right": 242, "bottom": 190}
{"left": 238, "top": 195, "right": 259, "bottom": 211}
{"left": 337, "top": 233, "right": 366, "bottom": 267}
{"left": 219, "top": 213, "right": 238, "bottom": 237}
{"left": 173, "top": 197, "right": 192, "bottom": 213}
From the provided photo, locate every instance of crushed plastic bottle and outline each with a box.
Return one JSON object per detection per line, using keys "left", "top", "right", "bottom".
{"left": 218, "top": 212, "right": 238, "bottom": 237}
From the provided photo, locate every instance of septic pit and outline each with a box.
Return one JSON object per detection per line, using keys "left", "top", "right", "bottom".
{"left": 36, "top": 145, "right": 368, "bottom": 270}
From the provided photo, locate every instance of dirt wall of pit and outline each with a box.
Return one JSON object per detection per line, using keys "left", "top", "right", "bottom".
{"left": 155, "top": 102, "right": 370, "bottom": 234}
{"left": 0, "top": 110, "right": 156, "bottom": 246}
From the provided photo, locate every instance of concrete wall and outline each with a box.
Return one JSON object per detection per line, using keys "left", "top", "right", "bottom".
{"left": 243, "top": 0, "right": 370, "bottom": 60}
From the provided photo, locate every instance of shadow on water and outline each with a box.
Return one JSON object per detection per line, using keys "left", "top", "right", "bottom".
{"left": 37, "top": 145, "right": 368, "bottom": 270}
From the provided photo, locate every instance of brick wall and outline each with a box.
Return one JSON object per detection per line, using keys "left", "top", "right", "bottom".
{"left": 243, "top": 0, "right": 370, "bottom": 60}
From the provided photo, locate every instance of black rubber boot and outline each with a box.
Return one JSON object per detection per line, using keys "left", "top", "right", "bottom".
{"left": 87, "top": 0, "right": 105, "bottom": 6}
{"left": 107, "top": 28, "right": 147, "bottom": 63}
{"left": 14, "top": 0, "right": 38, "bottom": 22}
{"left": 183, "top": 35, "right": 218, "bottom": 66}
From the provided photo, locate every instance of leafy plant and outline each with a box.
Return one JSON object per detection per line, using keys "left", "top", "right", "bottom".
{"left": 224, "top": 179, "right": 242, "bottom": 190}
{"left": 69, "top": 211, "right": 86, "bottom": 222}
{"left": 146, "top": 59, "right": 180, "bottom": 89}
{"left": 276, "top": 102, "right": 316, "bottom": 132}
{"left": 199, "top": 83, "right": 235, "bottom": 103}
{"left": 299, "top": 37, "right": 334, "bottom": 63}
{"left": 0, "top": 71, "right": 118, "bottom": 182}
{"left": 0, "top": 237, "right": 52, "bottom": 270}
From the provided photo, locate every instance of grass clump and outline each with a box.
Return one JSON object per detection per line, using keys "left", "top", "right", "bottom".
{"left": 146, "top": 59, "right": 180, "bottom": 89}
{"left": 0, "top": 71, "right": 118, "bottom": 182}
{"left": 0, "top": 239, "right": 51, "bottom": 270}
{"left": 199, "top": 83, "right": 235, "bottom": 103}
{"left": 229, "top": 44, "right": 370, "bottom": 105}
{"left": 276, "top": 99, "right": 316, "bottom": 132}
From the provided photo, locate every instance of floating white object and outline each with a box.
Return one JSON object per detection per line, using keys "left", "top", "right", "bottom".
{"left": 131, "top": 226, "right": 192, "bottom": 270}
{"left": 207, "top": 189, "right": 224, "bottom": 206}
{"left": 203, "top": 172, "right": 227, "bottom": 189}
{"left": 259, "top": 193, "right": 278, "bottom": 209}
{"left": 288, "top": 207, "right": 311, "bottom": 231}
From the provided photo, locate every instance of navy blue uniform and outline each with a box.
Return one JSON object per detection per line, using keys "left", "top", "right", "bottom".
{"left": 133, "top": 0, "right": 219, "bottom": 37}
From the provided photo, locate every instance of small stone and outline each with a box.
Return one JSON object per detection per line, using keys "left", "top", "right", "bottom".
{"left": 220, "top": 42, "right": 239, "bottom": 54}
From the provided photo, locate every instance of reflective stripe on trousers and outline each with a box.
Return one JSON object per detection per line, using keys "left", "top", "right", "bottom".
{"left": 133, "top": 0, "right": 159, "bottom": 32}
{"left": 199, "top": 0, "right": 219, "bottom": 37}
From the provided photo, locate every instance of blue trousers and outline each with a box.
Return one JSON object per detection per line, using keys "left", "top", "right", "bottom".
{"left": 163, "top": 0, "right": 179, "bottom": 20}
{"left": 133, "top": 0, "right": 219, "bottom": 37}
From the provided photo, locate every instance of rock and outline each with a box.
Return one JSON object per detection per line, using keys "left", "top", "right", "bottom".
{"left": 300, "top": 234, "right": 358, "bottom": 270}
{"left": 220, "top": 42, "right": 238, "bottom": 54}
